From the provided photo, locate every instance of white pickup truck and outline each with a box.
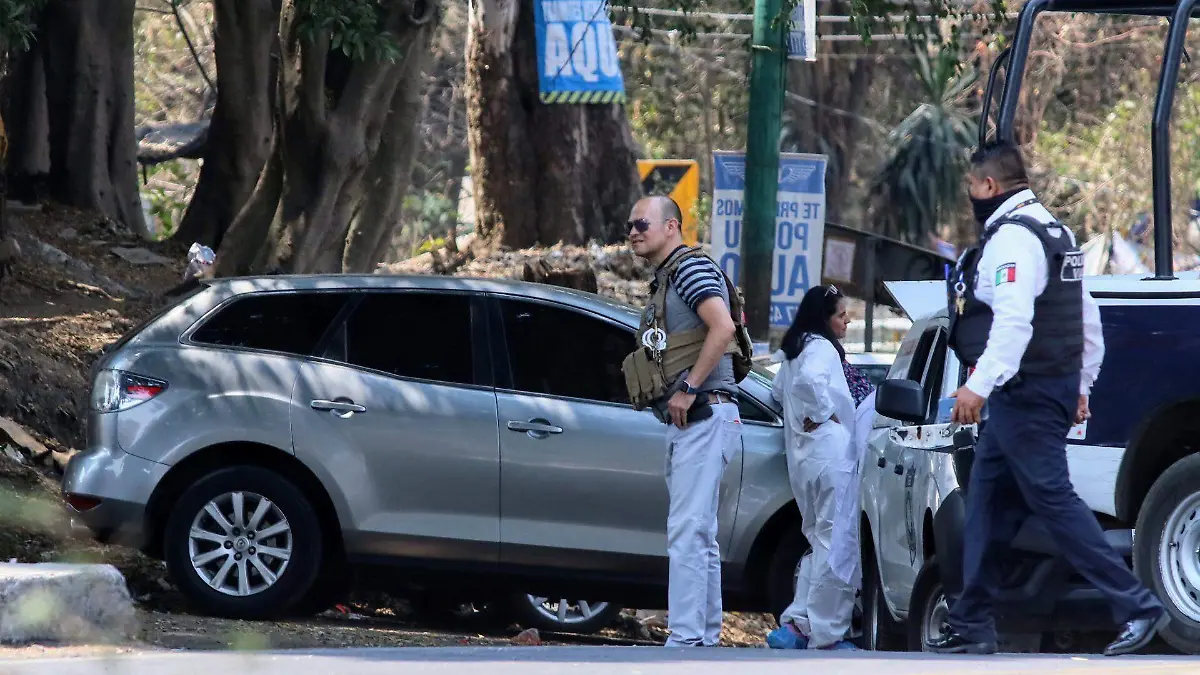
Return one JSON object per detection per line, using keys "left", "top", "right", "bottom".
{"left": 860, "top": 277, "right": 1200, "bottom": 655}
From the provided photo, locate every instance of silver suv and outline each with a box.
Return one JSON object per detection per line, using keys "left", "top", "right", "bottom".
{"left": 64, "top": 275, "right": 805, "bottom": 632}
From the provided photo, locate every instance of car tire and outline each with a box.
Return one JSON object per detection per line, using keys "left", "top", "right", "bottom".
{"left": 907, "top": 556, "right": 950, "bottom": 652}
{"left": 164, "top": 465, "right": 323, "bottom": 620}
{"left": 862, "top": 543, "right": 905, "bottom": 651}
{"left": 504, "top": 593, "right": 623, "bottom": 635}
{"left": 1133, "top": 454, "right": 1200, "bottom": 655}
{"left": 766, "top": 522, "right": 809, "bottom": 624}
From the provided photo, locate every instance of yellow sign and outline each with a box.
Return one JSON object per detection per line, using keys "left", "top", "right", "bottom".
{"left": 637, "top": 159, "right": 701, "bottom": 246}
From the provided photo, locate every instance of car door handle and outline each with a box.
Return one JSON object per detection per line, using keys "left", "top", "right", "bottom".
{"left": 507, "top": 419, "right": 564, "bottom": 436}
{"left": 311, "top": 400, "right": 367, "bottom": 414}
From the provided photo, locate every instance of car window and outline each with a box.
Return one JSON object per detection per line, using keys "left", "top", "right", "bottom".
{"left": 859, "top": 364, "right": 890, "bottom": 388}
{"left": 500, "top": 299, "right": 630, "bottom": 404}
{"left": 191, "top": 291, "right": 351, "bottom": 356}
{"left": 920, "top": 331, "right": 948, "bottom": 421}
{"left": 336, "top": 292, "right": 475, "bottom": 386}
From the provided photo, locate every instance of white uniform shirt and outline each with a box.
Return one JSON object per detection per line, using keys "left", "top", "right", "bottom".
{"left": 963, "top": 189, "right": 1105, "bottom": 399}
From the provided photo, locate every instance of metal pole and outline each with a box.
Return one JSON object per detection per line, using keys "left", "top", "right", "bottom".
{"left": 863, "top": 237, "right": 876, "bottom": 353}
{"left": 1149, "top": 0, "right": 1196, "bottom": 280}
{"left": 742, "top": 0, "right": 786, "bottom": 340}
{"left": 996, "top": 0, "right": 1047, "bottom": 143}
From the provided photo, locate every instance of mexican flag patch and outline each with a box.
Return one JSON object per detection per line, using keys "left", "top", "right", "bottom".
{"left": 996, "top": 263, "right": 1017, "bottom": 285}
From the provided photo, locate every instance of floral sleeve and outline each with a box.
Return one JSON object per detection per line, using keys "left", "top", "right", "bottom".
{"left": 843, "top": 361, "right": 874, "bottom": 408}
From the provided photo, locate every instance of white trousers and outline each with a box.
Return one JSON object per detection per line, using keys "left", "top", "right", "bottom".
{"left": 663, "top": 402, "right": 741, "bottom": 647}
{"left": 779, "top": 424, "right": 858, "bottom": 649}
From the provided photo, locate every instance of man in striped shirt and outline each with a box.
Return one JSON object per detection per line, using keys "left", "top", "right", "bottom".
{"left": 628, "top": 195, "right": 743, "bottom": 647}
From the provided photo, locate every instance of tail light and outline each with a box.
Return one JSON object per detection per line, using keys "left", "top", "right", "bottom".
{"left": 64, "top": 494, "right": 102, "bottom": 512}
{"left": 91, "top": 370, "right": 168, "bottom": 413}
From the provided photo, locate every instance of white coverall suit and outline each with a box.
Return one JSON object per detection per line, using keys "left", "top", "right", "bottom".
{"left": 771, "top": 336, "right": 859, "bottom": 649}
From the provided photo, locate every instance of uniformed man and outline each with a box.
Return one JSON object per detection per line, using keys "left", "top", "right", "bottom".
{"left": 626, "top": 195, "right": 746, "bottom": 647}
{"left": 928, "top": 142, "right": 1166, "bottom": 656}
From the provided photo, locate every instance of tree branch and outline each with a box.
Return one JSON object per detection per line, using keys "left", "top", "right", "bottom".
{"left": 170, "top": 0, "right": 215, "bottom": 93}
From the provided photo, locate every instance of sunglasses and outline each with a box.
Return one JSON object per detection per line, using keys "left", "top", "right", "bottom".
{"left": 627, "top": 218, "right": 652, "bottom": 234}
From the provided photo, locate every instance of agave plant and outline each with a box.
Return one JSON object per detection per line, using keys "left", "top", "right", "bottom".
{"left": 871, "top": 47, "right": 979, "bottom": 244}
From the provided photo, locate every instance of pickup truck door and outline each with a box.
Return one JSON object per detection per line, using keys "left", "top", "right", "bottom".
{"left": 873, "top": 324, "right": 949, "bottom": 614}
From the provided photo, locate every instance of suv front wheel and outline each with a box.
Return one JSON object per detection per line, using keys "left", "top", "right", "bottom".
{"left": 164, "top": 466, "right": 323, "bottom": 619}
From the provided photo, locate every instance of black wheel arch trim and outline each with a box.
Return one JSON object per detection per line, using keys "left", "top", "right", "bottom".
{"left": 932, "top": 488, "right": 965, "bottom": 596}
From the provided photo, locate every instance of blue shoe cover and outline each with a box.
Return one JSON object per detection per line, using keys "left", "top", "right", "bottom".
{"left": 766, "top": 625, "right": 808, "bottom": 649}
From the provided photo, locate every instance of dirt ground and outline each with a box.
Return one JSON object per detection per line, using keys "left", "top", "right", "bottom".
{"left": 0, "top": 205, "right": 776, "bottom": 653}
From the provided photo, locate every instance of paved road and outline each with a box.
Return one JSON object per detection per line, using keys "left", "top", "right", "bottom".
{"left": 1, "top": 647, "right": 1196, "bottom": 674}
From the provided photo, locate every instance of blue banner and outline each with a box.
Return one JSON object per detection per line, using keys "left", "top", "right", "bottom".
{"left": 534, "top": 0, "right": 626, "bottom": 104}
{"left": 710, "top": 151, "right": 829, "bottom": 328}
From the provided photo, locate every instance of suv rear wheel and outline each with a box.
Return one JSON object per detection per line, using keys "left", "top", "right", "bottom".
{"left": 164, "top": 466, "right": 323, "bottom": 619}
{"left": 505, "top": 594, "right": 622, "bottom": 634}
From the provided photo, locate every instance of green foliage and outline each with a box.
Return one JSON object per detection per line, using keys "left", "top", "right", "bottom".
{"left": 871, "top": 47, "right": 977, "bottom": 243}
{"left": 0, "top": 0, "right": 45, "bottom": 54}
{"left": 142, "top": 160, "right": 195, "bottom": 240}
{"left": 1034, "top": 80, "right": 1200, "bottom": 245}
{"left": 296, "top": 0, "right": 401, "bottom": 61}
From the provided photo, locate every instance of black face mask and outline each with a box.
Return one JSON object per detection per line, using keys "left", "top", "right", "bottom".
{"left": 969, "top": 188, "right": 1024, "bottom": 225}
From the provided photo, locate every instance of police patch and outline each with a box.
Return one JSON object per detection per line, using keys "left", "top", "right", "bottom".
{"left": 1060, "top": 250, "right": 1085, "bottom": 282}
{"left": 996, "top": 263, "right": 1017, "bottom": 285}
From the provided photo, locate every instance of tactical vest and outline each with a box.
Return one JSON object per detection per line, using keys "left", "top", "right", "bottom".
{"left": 621, "top": 247, "right": 753, "bottom": 411}
{"left": 948, "top": 214, "right": 1085, "bottom": 377}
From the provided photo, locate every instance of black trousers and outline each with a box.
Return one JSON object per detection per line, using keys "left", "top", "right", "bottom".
{"left": 947, "top": 372, "right": 1162, "bottom": 643}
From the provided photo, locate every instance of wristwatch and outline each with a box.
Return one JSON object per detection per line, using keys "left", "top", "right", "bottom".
{"left": 680, "top": 380, "right": 700, "bottom": 395}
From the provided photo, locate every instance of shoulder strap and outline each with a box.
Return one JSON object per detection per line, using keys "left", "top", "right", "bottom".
{"left": 985, "top": 214, "right": 1067, "bottom": 252}
{"left": 653, "top": 246, "right": 707, "bottom": 326}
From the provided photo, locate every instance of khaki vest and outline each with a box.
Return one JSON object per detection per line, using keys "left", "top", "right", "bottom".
{"left": 620, "top": 247, "right": 753, "bottom": 410}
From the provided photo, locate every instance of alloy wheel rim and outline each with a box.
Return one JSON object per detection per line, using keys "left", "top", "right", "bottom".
{"left": 188, "top": 491, "right": 293, "bottom": 597}
{"left": 525, "top": 596, "right": 610, "bottom": 625}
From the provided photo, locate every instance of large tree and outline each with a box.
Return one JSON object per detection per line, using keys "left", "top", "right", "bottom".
{"left": 465, "top": 0, "right": 640, "bottom": 249}
{"left": 782, "top": 33, "right": 878, "bottom": 225}
{"left": 4, "top": 0, "right": 148, "bottom": 237}
{"left": 0, "top": 0, "right": 47, "bottom": 252}
{"left": 173, "top": 0, "right": 282, "bottom": 250}
{"left": 213, "top": 0, "right": 441, "bottom": 275}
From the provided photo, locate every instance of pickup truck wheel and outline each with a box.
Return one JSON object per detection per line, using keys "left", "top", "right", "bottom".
{"left": 1134, "top": 454, "right": 1200, "bottom": 655}
{"left": 164, "top": 466, "right": 322, "bottom": 620}
{"left": 862, "top": 544, "right": 905, "bottom": 651}
{"left": 907, "top": 556, "right": 949, "bottom": 652}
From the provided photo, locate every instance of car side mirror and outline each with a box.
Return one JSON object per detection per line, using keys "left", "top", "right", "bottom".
{"left": 876, "top": 379, "right": 927, "bottom": 424}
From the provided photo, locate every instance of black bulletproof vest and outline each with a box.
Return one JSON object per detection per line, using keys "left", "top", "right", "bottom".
{"left": 947, "top": 214, "right": 1085, "bottom": 377}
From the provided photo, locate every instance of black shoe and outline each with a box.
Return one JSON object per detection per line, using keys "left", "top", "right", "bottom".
{"left": 1103, "top": 612, "right": 1169, "bottom": 657}
{"left": 925, "top": 631, "right": 998, "bottom": 654}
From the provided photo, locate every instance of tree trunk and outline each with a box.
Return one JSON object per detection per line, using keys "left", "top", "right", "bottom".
{"left": 342, "top": 40, "right": 433, "bottom": 272}
{"left": 175, "top": 0, "right": 282, "bottom": 249}
{"left": 37, "top": 0, "right": 148, "bottom": 237}
{"left": 466, "top": 0, "right": 639, "bottom": 249}
{"left": 2, "top": 43, "right": 49, "bottom": 204}
{"left": 217, "top": 0, "right": 439, "bottom": 275}
{"left": 784, "top": 9, "right": 877, "bottom": 225}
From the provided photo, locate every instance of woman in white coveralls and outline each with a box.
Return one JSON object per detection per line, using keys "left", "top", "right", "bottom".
{"left": 765, "top": 284, "right": 867, "bottom": 651}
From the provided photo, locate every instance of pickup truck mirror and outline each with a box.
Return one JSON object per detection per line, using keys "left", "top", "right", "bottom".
{"left": 876, "top": 379, "right": 927, "bottom": 424}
